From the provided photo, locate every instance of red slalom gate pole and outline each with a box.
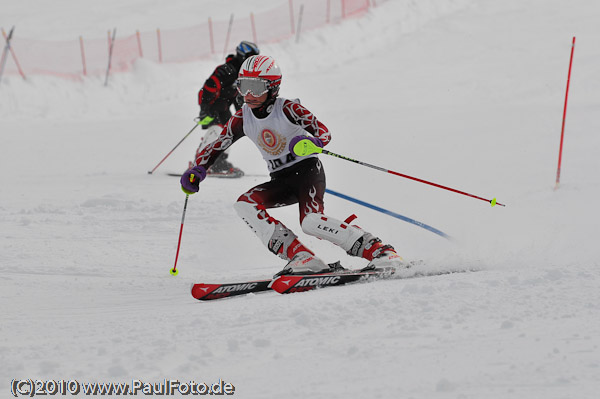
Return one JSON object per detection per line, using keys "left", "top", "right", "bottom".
{"left": 157, "top": 28, "right": 162, "bottom": 63}
{"left": 170, "top": 194, "right": 190, "bottom": 276}
{"left": 555, "top": 36, "right": 576, "bottom": 190}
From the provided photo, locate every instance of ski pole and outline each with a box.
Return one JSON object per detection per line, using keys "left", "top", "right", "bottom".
{"left": 170, "top": 194, "right": 190, "bottom": 276}
{"left": 293, "top": 139, "right": 505, "bottom": 207}
{"left": 0, "top": 26, "right": 15, "bottom": 84}
{"left": 104, "top": 28, "right": 116, "bottom": 87}
{"left": 325, "top": 188, "right": 451, "bottom": 239}
{"left": 147, "top": 122, "right": 201, "bottom": 174}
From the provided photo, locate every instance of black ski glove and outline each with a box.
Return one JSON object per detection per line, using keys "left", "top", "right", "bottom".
{"left": 198, "top": 107, "right": 215, "bottom": 126}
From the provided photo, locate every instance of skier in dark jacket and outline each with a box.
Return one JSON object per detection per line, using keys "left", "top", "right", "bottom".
{"left": 191, "top": 41, "right": 260, "bottom": 176}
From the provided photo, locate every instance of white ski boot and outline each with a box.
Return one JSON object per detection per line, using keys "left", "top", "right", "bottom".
{"left": 364, "top": 246, "right": 404, "bottom": 270}
{"left": 274, "top": 251, "right": 331, "bottom": 277}
{"left": 350, "top": 233, "right": 405, "bottom": 271}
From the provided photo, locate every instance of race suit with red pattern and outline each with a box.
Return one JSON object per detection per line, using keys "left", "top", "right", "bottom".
{"left": 195, "top": 97, "right": 331, "bottom": 224}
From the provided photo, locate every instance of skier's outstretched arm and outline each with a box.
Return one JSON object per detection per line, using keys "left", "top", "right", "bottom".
{"left": 180, "top": 111, "right": 245, "bottom": 194}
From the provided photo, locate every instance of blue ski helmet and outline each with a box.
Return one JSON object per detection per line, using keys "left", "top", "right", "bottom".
{"left": 236, "top": 41, "right": 259, "bottom": 59}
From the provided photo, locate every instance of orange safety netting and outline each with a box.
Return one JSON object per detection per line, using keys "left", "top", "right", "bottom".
{"left": 1, "top": 0, "right": 377, "bottom": 79}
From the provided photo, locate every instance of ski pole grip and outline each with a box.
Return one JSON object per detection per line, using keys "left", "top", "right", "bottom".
{"left": 198, "top": 115, "right": 214, "bottom": 126}
{"left": 292, "top": 139, "right": 323, "bottom": 157}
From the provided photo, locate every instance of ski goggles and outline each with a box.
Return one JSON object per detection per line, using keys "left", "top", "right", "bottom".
{"left": 237, "top": 78, "right": 270, "bottom": 96}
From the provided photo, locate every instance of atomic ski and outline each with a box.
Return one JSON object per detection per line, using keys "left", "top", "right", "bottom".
{"left": 270, "top": 266, "right": 396, "bottom": 294}
{"left": 191, "top": 279, "right": 272, "bottom": 301}
{"left": 191, "top": 264, "right": 401, "bottom": 301}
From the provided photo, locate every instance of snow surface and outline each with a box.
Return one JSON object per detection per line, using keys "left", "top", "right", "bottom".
{"left": 2, "top": 0, "right": 600, "bottom": 398}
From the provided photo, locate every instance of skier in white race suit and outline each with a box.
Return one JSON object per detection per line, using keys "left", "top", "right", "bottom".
{"left": 180, "top": 55, "right": 404, "bottom": 276}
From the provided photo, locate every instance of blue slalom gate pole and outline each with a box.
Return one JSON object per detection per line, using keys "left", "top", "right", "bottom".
{"left": 325, "top": 188, "right": 451, "bottom": 240}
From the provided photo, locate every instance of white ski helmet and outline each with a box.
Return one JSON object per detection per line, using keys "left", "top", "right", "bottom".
{"left": 237, "top": 55, "right": 282, "bottom": 97}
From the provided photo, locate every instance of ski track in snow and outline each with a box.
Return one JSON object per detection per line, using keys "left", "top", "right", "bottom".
{"left": 2, "top": 0, "right": 600, "bottom": 398}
